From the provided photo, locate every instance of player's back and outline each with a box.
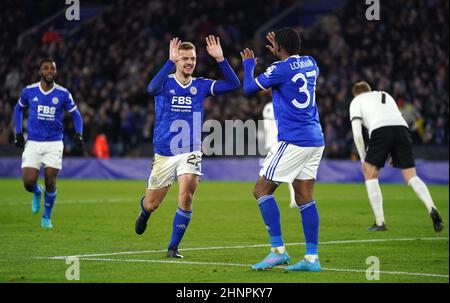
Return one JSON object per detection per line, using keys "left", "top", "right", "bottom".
{"left": 350, "top": 91, "right": 408, "bottom": 136}
{"left": 258, "top": 55, "right": 324, "bottom": 147}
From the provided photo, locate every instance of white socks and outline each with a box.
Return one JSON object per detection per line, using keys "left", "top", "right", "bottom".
{"left": 305, "top": 254, "right": 318, "bottom": 263}
{"left": 365, "top": 179, "right": 385, "bottom": 226}
{"left": 408, "top": 176, "right": 436, "bottom": 213}
{"left": 365, "top": 176, "right": 436, "bottom": 226}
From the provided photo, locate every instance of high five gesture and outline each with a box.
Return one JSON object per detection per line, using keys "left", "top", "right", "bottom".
{"left": 169, "top": 37, "right": 181, "bottom": 63}
{"left": 206, "top": 35, "right": 224, "bottom": 62}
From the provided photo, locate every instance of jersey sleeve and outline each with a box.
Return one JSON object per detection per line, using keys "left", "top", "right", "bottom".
{"left": 147, "top": 60, "right": 175, "bottom": 96}
{"left": 17, "top": 88, "right": 29, "bottom": 107}
{"left": 64, "top": 91, "right": 78, "bottom": 112}
{"left": 202, "top": 78, "right": 216, "bottom": 97}
{"left": 255, "top": 62, "right": 285, "bottom": 90}
{"left": 349, "top": 98, "right": 362, "bottom": 121}
{"left": 309, "top": 56, "right": 320, "bottom": 77}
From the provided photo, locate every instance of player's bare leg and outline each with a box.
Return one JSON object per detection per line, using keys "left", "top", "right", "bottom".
{"left": 41, "top": 167, "right": 60, "bottom": 228}
{"left": 177, "top": 173, "right": 199, "bottom": 211}
{"left": 401, "top": 168, "right": 443, "bottom": 232}
{"left": 22, "top": 167, "right": 43, "bottom": 214}
{"left": 166, "top": 174, "right": 199, "bottom": 258}
{"left": 135, "top": 186, "right": 171, "bottom": 235}
{"left": 143, "top": 187, "right": 171, "bottom": 211}
{"left": 44, "top": 167, "right": 58, "bottom": 193}
{"left": 253, "top": 176, "right": 278, "bottom": 199}
{"left": 284, "top": 179, "right": 321, "bottom": 271}
{"left": 293, "top": 179, "right": 315, "bottom": 205}
{"left": 362, "top": 162, "right": 387, "bottom": 231}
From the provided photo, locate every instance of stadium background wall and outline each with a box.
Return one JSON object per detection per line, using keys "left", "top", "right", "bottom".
{"left": 0, "top": 158, "right": 447, "bottom": 184}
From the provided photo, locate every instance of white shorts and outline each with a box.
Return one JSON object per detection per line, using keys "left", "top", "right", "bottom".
{"left": 259, "top": 141, "right": 324, "bottom": 183}
{"left": 147, "top": 151, "right": 202, "bottom": 190}
{"left": 21, "top": 140, "right": 64, "bottom": 170}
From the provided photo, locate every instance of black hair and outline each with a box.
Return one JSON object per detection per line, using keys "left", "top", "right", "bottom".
{"left": 39, "top": 58, "right": 55, "bottom": 69}
{"left": 275, "top": 27, "right": 301, "bottom": 55}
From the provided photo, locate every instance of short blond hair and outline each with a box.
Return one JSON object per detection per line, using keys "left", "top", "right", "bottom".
{"left": 352, "top": 81, "right": 372, "bottom": 97}
{"left": 179, "top": 42, "right": 195, "bottom": 51}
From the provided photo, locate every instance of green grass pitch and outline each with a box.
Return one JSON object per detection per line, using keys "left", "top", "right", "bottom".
{"left": 0, "top": 178, "right": 448, "bottom": 283}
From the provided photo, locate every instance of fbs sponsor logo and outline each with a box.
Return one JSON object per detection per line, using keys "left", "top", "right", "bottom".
{"left": 171, "top": 96, "right": 192, "bottom": 112}
{"left": 38, "top": 105, "right": 56, "bottom": 115}
{"left": 37, "top": 105, "right": 57, "bottom": 121}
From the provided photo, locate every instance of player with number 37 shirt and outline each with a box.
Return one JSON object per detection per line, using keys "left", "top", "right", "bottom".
{"left": 241, "top": 28, "right": 324, "bottom": 272}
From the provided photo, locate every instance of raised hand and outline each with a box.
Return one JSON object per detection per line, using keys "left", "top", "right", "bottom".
{"left": 169, "top": 37, "right": 181, "bottom": 63}
{"left": 240, "top": 48, "right": 256, "bottom": 62}
{"left": 206, "top": 35, "right": 224, "bottom": 62}
{"left": 265, "top": 31, "right": 278, "bottom": 55}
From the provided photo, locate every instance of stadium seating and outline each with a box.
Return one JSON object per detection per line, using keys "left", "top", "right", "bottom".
{"left": 0, "top": 0, "right": 448, "bottom": 158}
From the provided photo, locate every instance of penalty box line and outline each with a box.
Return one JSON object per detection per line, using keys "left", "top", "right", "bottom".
{"left": 40, "top": 236, "right": 448, "bottom": 260}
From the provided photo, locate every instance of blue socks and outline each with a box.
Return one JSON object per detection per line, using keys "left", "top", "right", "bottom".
{"left": 140, "top": 197, "right": 151, "bottom": 219}
{"left": 43, "top": 190, "right": 57, "bottom": 219}
{"left": 168, "top": 207, "right": 192, "bottom": 250}
{"left": 25, "top": 183, "right": 42, "bottom": 195}
{"left": 300, "top": 201, "right": 319, "bottom": 255}
{"left": 256, "top": 195, "right": 319, "bottom": 255}
{"left": 257, "top": 195, "right": 283, "bottom": 248}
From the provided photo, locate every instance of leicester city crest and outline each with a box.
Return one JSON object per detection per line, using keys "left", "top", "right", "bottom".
{"left": 190, "top": 86, "right": 197, "bottom": 95}
{"left": 52, "top": 97, "right": 59, "bottom": 104}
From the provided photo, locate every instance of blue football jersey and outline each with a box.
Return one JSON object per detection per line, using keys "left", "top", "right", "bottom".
{"left": 18, "top": 82, "right": 77, "bottom": 141}
{"left": 153, "top": 75, "right": 215, "bottom": 156}
{"left": 255, "top": 55, "right": 324, "bottom": 147}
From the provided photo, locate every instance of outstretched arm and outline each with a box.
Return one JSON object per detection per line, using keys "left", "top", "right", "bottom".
{"left": 351, "top": 119, "right": 366, "bottom": 162}
{"left": 147, "top": 38, "right": 180, "bottom": 95}
{"left": 241, "top": 32, "right": 284, "bottom": 94}
{"left": 241, "top": 48, "right": 264, "bottom": 94}
{"left": 205, "top": 35, "right": 240, "bottom": 95}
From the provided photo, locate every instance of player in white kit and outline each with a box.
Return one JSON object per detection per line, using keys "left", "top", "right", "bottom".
{"left": 349, "top": 81, "right": 444, "bottom": 232}
{"left": 262, "top": 102, "right": 297, "bottom": 208}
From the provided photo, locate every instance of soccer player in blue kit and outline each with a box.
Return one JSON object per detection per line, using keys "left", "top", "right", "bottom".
{"left": 242, "top": 28, "right": 324, "bottom": 271}
{"left": 135, "top": 36, "right": 240, "bottom": 258}
{"left": 13, "top": 58, "right": 84, "bottom": 228}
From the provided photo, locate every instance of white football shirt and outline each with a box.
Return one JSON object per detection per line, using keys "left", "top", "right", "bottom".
{"left": 349, "top": 91, "right": 408, "bottom": 136}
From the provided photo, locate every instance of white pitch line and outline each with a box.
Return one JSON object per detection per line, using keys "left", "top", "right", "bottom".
{"left": 46, "top": 257, "right": 449, "bottom": 279}
{"left": 40, "top": 237, "right": 448, "bottom": 260}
